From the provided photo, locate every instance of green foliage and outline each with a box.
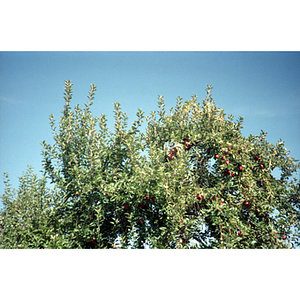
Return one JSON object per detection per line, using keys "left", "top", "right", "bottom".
{"left": 1, "top": 81, "right": 299, "bottom": 248}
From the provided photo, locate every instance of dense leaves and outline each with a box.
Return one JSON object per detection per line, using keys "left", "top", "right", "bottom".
{"left": 1, "top": 81, "right": 299, "bottom": 248}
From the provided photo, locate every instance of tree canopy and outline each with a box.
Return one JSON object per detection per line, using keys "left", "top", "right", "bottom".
{"left": 1, "top": 80, "right": 299, "bottom": 248}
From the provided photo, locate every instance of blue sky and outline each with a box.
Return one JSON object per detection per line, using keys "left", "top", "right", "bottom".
{"left": 0, "top": 51, "right": 300, "bottom": 204}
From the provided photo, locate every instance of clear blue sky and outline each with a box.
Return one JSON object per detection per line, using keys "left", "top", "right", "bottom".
{"left": 1, "top": 51, "right": 300, "bottom": 202}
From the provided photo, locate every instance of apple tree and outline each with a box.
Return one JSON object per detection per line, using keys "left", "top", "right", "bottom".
{"left": 1, "top": 81, "right": 299, "bottom": 248}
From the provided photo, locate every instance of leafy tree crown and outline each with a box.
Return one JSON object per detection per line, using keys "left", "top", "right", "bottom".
{"left": 1, "top": 81, "right": 299, "bottom": 248}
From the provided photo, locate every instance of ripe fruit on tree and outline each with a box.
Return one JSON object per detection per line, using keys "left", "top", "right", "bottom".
{"left": 139, "top": 202, "right": 145, "bottom": 209}
{"left": 244, "top": 201, "right": 250, "bottom": 207}
{"left": 221, "top": 155, "right": 226, "bottom": 160}
{"left": 138, "top": 218, "right": 143, "bottom": 224}
{"left": 215, "top": 154, "right": 219, "bottom": 159}
{"left": 197, "top": 195, "right": 202, "bottom": 200}
{"left": 224, "top": 170, "right": 231, "bottom": 176}
{"left": 238, "top": 166, "right": 243, "bottom": 171}
{"left": 91, "top": 238, "right": 96, "bottom": 243}
{"left": 255, "top": 156, "right": 261, "bottom": 161}
{"left": 231, "top": 172, "right": 235, "bottom": 177}
{"left": 225, "top": 160, "right": 230, "bottom": 165}
{"left": 219, "top": 202, "right": 223, "bottom": 206}
{"left": 124, "top": 203, "right": 129, "bottom": 209}
{"left": 75, "top": 192, "right": 79, "bottom": 197}
{"left": 259, "top": 164, "right": 264, "bottom": 169}
{"left": 282, "top": 236, "right": 287, "bottom": 240}
{"left": 89, "top": 213, "right": 94, "bottom": 218}
{"left": 237, "top": 231, "right": 242, "bottom": 236}
{"left": 145, "top": 195, "right": 150, "bottom": 201}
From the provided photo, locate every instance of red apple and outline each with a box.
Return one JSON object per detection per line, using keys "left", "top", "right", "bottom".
{"left": 259, "top": 164, "right": 264, "bottom": 169}
{"left": 1, "top": 225, "right": 4, "bottom": 229}
{"left": 91, "top": 238, "right": 96, "bottom": 243}
{"left": 75, "top": 192, "right": 79, "bottom": 197}
{"left": 225, "top": 160, "right": 230, "bottom": 165}
{"left": 224, "top": 170, "right": 231, "bottom": 176}
{"left": 282, "top": 236, "right": 287, "bottom": 240}
{"left": 244, "top": 201, "right": 250, "bottom": 207}
{"left": 138, "top": 218, "right": 143, "bottom": 224}
{"left": 145, "top": 195, "right": 150, "bottom": 201}
{"left": 238, "top": 166, "right": 243, "bottom": 171}
{"left": 212, "top": 196, "right": 216, "bottom": 200}
{"left": 237, "top": 231, "right": 242, "bottom": 236}
{"left": 255, "top": 156, "right": 261, "bottom": 161}
{"left": 124, "top": 203, "right": 129, "bottom": 209}
{"left": 215, "top": 154, "right": 220, "bottom": 159}
{"left": 197, "top": 195, "right": 202, "bottom": 200}
{"left": 231, "top": 172, "right": 235, "bottom": 177}
{"left": 89, "top": 213, "right": 94, "bottom": 218}
{"left": 219, "top": 202, "right": 223, "bottom": 206}
{"left": 275, "top": 231, "right": 278, "bottom": 234}
{"left": 221, "top": 155, "right": 226, "bottom": 160}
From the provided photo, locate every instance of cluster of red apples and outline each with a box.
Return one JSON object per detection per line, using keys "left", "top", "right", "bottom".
{"left": 214, "top": 148, "right": 264, "bottom": 178}
{"left": 194, "top": 149, "right": 287, "bottom": 241}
